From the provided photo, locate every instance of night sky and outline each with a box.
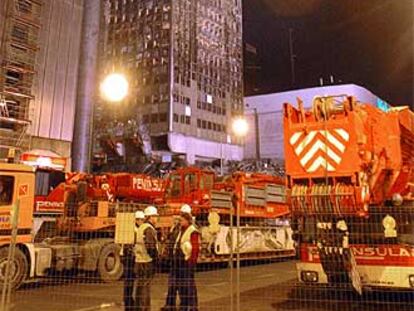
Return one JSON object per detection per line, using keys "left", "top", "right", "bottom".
{"left": 243, "top": 0, "right": 413, "bottom": 106}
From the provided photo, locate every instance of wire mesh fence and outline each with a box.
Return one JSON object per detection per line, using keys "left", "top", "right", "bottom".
{"left": 1, "top": 186, "right": 414, "bottom": 311}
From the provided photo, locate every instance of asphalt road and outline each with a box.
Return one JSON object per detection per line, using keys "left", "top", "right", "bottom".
{"left": 10, "top": 261, "right": 414, "bottom": 311}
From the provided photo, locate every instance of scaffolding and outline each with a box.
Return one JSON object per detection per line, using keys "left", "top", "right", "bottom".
{"left": 0, "top": 0, "right": 42, "bottom": 152}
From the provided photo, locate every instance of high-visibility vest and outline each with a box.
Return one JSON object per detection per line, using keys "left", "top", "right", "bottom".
{"left": 134, "top": 223, "right": 155, "bottom": 263}
{"left": 174, "top": 225, "right": 199, "bottom": 261}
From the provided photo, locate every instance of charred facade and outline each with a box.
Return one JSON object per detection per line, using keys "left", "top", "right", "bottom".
{"left": 94, "top": 0, "right": 243, "bottom": 170}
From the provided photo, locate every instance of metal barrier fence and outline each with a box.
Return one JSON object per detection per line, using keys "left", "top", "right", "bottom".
{"left": 1, "top": 202, "right": 414, "bottom": 311}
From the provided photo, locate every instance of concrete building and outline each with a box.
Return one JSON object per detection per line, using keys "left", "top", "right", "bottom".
{"left": 244, "top": 84, "right": 388, "bottom": 161}
{"left": 94, "top": 0, "right": 244, "bottom": 168}
{"left": 0, "top": 0, "right": 84, "bottom": 170}
{"left": 31, "top": 0, "right": 84, "bottom": 169}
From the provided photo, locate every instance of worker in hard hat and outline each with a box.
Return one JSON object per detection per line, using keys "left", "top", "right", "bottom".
{"left": 162, "top": 204, "right": 200, "bottom": 311}
{"left": 133, "top": 206, "right": 159, "bottom": 311}
{"left": 161, "top": 204, "right": 190, "bottom": 310}
{"left": 123, "top": 211, "right": 145, "bottom": 310}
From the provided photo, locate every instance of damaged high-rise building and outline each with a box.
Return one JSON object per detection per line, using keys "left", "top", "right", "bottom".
{"left": 94, "top": 0, "right": 244, "bottom": 169}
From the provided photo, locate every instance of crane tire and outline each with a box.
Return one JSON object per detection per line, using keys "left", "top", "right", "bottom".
{"left": 0, "top": 247, "right": 28, "bottom": 290}
{"left": 97, "top": 243, "right": 123, "bottom": 283}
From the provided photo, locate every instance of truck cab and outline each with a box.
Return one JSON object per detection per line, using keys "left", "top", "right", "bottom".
{"left": 0, "top": 162, "right": 36, "bottom": 288}
{"left": 0, "top": 162, "right": 35, "bottom": 244}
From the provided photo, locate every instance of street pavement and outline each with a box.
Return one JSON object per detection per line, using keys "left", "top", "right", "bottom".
{"left": 11, "top": 260, "right": 414, "bottom": 311}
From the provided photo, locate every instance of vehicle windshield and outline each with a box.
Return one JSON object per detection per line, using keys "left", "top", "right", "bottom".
{"left": 301, "top": 212, "right": 414, "bottom": 246}
{"left": 35, "top": 170, "right": 66, "bottom": 196}
{"left": 0, "top": 176, "right": 14, "bottom": 206}
{"left": 167, "top": 173, "right": 181, "bottom": 198}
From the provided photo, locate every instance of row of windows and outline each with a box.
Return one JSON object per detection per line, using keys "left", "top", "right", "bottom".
{"left": 197, "top": 119, "right": 226, "bottom": 132}
{"left": 173, "top": 94, "right": 191, "bottom": 106}
{"left": 197, "top": 101, "right": 226, "bottom": 115}
{"left": 173, "top": 114, "right": 191, "bottom": 125}
{"left": 142, "top": 113, "right": 167, "bottom": 124}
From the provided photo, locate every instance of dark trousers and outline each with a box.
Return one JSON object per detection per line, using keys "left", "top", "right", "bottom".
{"left": 123, "top": 253, "right": 135, "bottom": 311}
{"left": 168, "top": 261, "right": 198, "bottom": 311}
{"left": 165, "top": 270, "right": 179, "bottom": 307}
{"left": 134, "top": 262, "right": 154, "bottom": 311}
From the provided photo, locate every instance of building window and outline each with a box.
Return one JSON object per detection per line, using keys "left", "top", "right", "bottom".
{"left": 180, "top": 115, "right": 185, "bottom": 124}
{"left": 197, "top": 119, "right": 201, "bottom": 128}
{"left": 202, "top": 120, "right": 207, "bottom": 129}
{"left": 0, "top": 176, "right": 14, "bottom": 205}
{"left": 159, "top": 113, "right": 167, "bottom": 122}
{"left": 173, "top": 113, "right": 179, "bottom": 122}
{"left": 185, "top": 116, "right": 191, "bottom": 125}
{"left": 151, "top": 114, "right": 158, "bottom": 123}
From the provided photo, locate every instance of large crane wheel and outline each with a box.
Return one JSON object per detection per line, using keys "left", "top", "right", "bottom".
{"left": 0, "top": 247, "right": 28, "bottom": 289}
{"left": 97, "top": 243, "right": 123, "bottom": 283}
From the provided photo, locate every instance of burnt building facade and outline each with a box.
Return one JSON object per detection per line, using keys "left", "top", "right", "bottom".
{"left": 95, "top": 0, "right": 244, "bottom": 168}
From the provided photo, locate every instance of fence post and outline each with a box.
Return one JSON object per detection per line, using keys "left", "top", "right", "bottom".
{"left": 0, "top": 199, "right": 20, "bottom": 311}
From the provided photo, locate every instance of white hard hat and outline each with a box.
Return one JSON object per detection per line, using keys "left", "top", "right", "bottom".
{"left": 135, "top": 210, "right": 145, "bottom": 219}
{"left": 144, "top": 205, "right": 158, "bottom": 217}
{"left": 180, "top": 204, "right": 192, "bottom": 214}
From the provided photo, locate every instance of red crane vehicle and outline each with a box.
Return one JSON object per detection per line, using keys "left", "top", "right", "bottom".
{"left": 63, "top": 167, "right": 294, "bottom": 262}
{"left": 161, "top": 167, "right": 294, "bottom": 262}
{"left": 284, "top": 95, "right": 414, "bottom": 293}
{"left": 0, "top": 162, "right": 293, "bottom": 289}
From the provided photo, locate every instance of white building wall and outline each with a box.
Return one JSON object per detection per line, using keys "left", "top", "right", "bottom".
{"left": 244, "top": 84, "right": 386, "bottom": 160}
{"left": 168, "top": 133, "right": 243, "bottom": 164}
{"left": 31, "top": 0, "right": 84, "bottom": 144}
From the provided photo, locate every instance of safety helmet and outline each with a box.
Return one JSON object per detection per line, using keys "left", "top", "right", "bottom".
{"left": 144, "top": 205, "right": 158, "bottom": 217}
{"left": 180, "top": 204, "right": 192, "bottom": 214}
{"left": 135, "top": 210, "right": 145, "bottom": 219}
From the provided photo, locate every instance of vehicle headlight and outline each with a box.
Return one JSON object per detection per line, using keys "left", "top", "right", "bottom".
{"left": 300, "top": 271, "right": 318, "bottom": 283}
{"left": 409, "top": 275, "right": 414, "bottom": 287}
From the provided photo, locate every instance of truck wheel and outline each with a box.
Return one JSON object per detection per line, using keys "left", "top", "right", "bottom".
{"left": 0, "top": 247, "right": 28, "bottom": 289}
{"left": 98, "top": 243, "right": 123, "bottom": 283}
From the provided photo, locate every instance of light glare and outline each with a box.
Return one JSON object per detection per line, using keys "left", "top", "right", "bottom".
{"left": 100, "top": 73, "right": 129, "bottom": 102}
{"left": 232, "top": 118, "right": 248, "bottom": 137}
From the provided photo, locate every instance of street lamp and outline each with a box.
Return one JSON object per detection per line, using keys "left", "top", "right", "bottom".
{"left": 232, "top": 117, "right": 249, "bottom": 137}
{"left": 230, "top": 116, "right": 248, "bottom": 311}
{"left": 100, "top": 73, "right": 129, "bottom": 102}
{"left": 220, "top": 117, "right": 249, "bottom": 176}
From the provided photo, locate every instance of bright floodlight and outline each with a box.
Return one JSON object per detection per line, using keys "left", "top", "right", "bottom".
{"left": 100, "top": 73, "right": 129, "bottom": 102}
{"left": 232, "top": 117, "right": 248, "bottom": 137}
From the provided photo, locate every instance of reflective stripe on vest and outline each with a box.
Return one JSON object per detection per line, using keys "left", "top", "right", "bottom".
{"left": 134, "top": 223, "right": 155, "bottom": 263}
{"left": 175, "top": 225, "right": 199, "bottom": 261}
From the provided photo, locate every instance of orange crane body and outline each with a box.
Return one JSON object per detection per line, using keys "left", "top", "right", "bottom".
{"left": 284, "top": 96, "right": 414, "bottom": 292}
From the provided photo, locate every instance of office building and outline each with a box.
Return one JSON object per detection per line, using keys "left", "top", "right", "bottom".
{"left": 95, "top": 0, "right": 244, "bottom": 168}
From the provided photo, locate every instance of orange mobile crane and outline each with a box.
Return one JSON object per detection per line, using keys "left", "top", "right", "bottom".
{"left": 284, "top": 95, "right": 414, "bottom": 293}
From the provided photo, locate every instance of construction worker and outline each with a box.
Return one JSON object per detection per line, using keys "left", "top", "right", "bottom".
{"left": 123, "top": 210, "right": 145, "bottom": 311}
{"left": 161, "top": 204, "right": 190, "bottom": 310}
{"left": 134, "top": 206, "right": 159, "bottom": 311}
{"left": 162, "top": 204, "right": 200, "bottom": 311}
